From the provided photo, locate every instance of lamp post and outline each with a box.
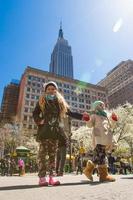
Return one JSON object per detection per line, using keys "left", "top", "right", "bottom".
{"left": 68, "top": 116, "right": 72, "bottom": 173}
{"left": 129, "top": 140, "right": 133, "bottom": 168}
{"left": 79, "top": 141, "right": 85, "bottom": 169}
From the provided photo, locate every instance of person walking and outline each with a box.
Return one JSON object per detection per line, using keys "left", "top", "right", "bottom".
{"left": 55, "top": 115, "right": 70, "bottom": 176}
{"left": 55, "top": 136, "right": 67, "bottom": 176}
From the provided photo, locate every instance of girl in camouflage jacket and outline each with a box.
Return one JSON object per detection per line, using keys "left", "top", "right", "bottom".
{"left": 33, "top": 81, "right": 87, "bottom": 186}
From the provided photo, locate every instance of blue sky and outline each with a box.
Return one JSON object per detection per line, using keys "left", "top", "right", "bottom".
{"left": 0, "top": 0, "right": 133, "bottom": 105}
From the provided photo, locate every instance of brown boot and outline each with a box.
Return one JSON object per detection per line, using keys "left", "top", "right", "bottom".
{"left": 98, "top": 165, "right": 116, "bottom": 182}
{"left": 83, "top": 160, "right": 95, "bottom": 181}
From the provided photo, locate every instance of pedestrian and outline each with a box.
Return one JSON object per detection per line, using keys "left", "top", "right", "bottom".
{"left": 0, "top": 158, "right": 6, "bottom": 176}
{"left": 108, "top": 153, "right": 116, "bottom": 174}
{"left": 33, "top": 81, "right": 88, "bottom": 186}
{"left": 18, "top": 158, "right": 25, "bottom": 176}
{"left": 76, "top": 154, "right": 83, "bottom": 175}
{"left": 10, "top": 158, "right": 16, "bottom": 176}
{"left": 83, "top": 100, "right": 118, "bottom": 182}
{"left": 55, "top": 114, "right": 71, "bottom": 176}
{"left": 55, "top": 136, "right": 67, "bottom": 176}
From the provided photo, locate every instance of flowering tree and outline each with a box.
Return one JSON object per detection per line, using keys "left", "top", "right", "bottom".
{"left": 24, "top": 136, "right": 39, "bottom": 155}
{"left": 112, "top": 103, "right": 133, "bottom": 143}
{"left": 71, "top": 126, "right": 93, "bottom": 153}
{"left": 0, "top": 122, "right": 22, "bottom": 157}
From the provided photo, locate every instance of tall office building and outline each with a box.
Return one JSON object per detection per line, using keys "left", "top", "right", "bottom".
{"left": 1, "top": 80, "right": 20, "bottom": 122}
{"left": 98, "top": 60, "right": 133, "bottom": 108}
{"left": 49, "top": 24, "right": 74, "bottom": 78}
{"left": 17, "top": 66, "right": 107, "bottom": 132}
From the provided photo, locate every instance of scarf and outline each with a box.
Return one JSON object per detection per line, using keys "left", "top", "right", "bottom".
{"left": 95, "top": 110, "right": 107, "bottom": 117}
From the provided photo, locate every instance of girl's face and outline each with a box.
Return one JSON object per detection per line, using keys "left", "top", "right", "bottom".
{"left": 46, "top": 85, "right": 57, "bottom": 95}
{"left": 97, "top": 103, "right": 105, "bottom": 111}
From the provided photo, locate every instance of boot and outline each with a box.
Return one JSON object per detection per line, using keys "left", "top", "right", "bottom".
{"left": 98, "top": 165, "right": 116, "bottom": 182}
{"left": 83, "top": 160, "right": 95, "bottom": 181}
{"left": 39, "top": 177, "right": 48, "bottom": 186}
{"left": 48, "top": 176, "right": 60, "bottom": 186}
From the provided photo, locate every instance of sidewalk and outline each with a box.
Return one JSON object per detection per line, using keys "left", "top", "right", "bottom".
{"left": 0, "top": 174, "right": 133, "bottom": 200}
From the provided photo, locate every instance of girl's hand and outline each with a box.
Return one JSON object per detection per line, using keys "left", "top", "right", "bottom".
{"left": 82, "top": 112, "right": 90, "bottom": 121}
{"left": 111, "top": 113, "right": 118, "bottom": 121}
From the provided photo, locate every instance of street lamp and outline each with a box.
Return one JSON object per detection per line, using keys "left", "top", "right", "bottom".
{"left": 68, "top": 116, "right": 72, "bottom": 173}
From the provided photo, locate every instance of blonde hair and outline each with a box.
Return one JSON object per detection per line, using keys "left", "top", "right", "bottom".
{"left": 39, "top": 91, "right": 69, "bottom": 118}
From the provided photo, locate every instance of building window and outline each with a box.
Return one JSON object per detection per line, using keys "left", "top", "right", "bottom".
{"left": 29, "top": 116, "right": 33, "bottom": 122}
{"left": 23, "top": 124, "right": 27, "bottom": 128}
{"left": 72, "top": 97, "right": 77, "bottom": 101}
{"left": 26, "top": 94, "right": 30, "bottom": 98}
{"left": 37, "top": 83, "right": 41, "bottom": 88}
{"left": 31, "top": 95, "right": 35, "bottom": 99}
{"left": 79, "top": 104, "right": 85, "bottom": 108}
{"left": 64, "top": 96, "right": 70, "bottom": 100}
{"left": 71, "top": 85, "right": 76, "bottom": 90}
{"left": 28, "top": 75, "right": 32, "bottom": 80}
{"left": 32, "top": 82, "right": 36, "bottom": 87}
{"left": 27, "top": 87, "right": 30, "bottom": 92}
{"left": 72, "top": 103, "right": 77, "bottom": 107}
{"left": 27, "top": 81, "right": 31, "bottom": 85}
{"left": 30, "top": 101, "right": 34, "bottom": 106}
{"left": 79, "top": 94, "right": 84, "bottom": 97}
{"left": 79, "top": 99, "right": 84, "bottom": 103}
{"left": 86, "top": 105, "right": 90, "bottom": 109}
{"left": 24, "top": 107, "right": 28, "bottom": 112}
{"left": 32, "top": 89, "right": 35, "bottom": 93}
{"left": 30, "top": 108, "right": 34, "bottom": 112}
{"left": 32, "top": 76, "right": 38, "bottom": 81}
{"left": 25, "top": 100, "right": 29, "bottom": 105}
{"left": 28, "top": 125, "right": 32, "bottom": 129}
{"left": 36, "top": 95, "right": 39, "bottom": 100}
{"left": 64, "top": 84, "right": 67, "bottom": 88}
{"left": 24, "top": 115, "right": 27, "bottom": 121}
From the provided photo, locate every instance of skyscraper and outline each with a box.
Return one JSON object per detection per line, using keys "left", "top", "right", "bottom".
{"left": 98, "top": 60, "right": 133, "bottom": 108}
{"left": 49, "top": 24, "right": 74, "bottom": 78}
{"left": 1, "top": 80, "right": 20, "bottom": 122}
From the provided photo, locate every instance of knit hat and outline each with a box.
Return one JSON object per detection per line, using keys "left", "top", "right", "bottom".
{"left": 91, "top": 100, "right": 105, "bottom": 111}
{"left": 43, "top": 81, "right": 58, "bottom": 92}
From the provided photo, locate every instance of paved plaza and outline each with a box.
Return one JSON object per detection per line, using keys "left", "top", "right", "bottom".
{"left": 0, "top": 173, "right": 133, "bottom": 200}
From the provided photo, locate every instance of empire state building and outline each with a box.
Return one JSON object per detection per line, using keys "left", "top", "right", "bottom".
{"left": 49, "top": 25, "right": 74, "bottom": 78}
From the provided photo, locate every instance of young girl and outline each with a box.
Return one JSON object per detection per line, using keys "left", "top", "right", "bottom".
{"left": 33, "top": 81, "right": 86, "bottom": 186}
{"left": 83, "top": 100, "right": 118, "bottom": 182}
